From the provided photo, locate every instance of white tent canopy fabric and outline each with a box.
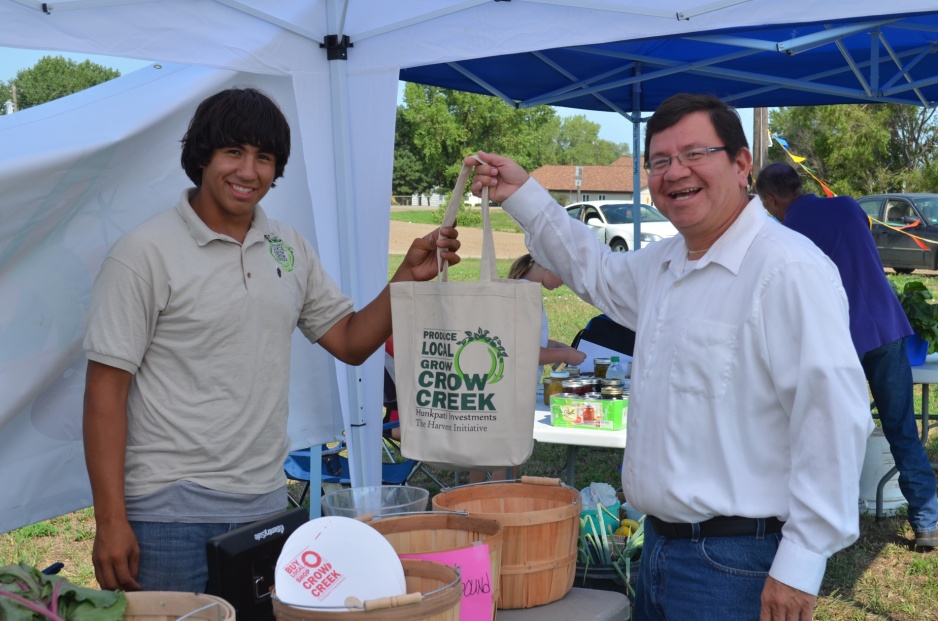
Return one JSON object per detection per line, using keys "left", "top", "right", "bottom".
{"left": 1, "top": 0, "right": 935, "bottom": 533}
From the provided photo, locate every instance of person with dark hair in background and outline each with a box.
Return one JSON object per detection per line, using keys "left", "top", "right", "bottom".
{"left": 465, "top": 93, "right": 873, "bottom": 620}
{"left": 757, "top": 162, "right": 938, "bottom": 550}
{"left": 82, "top": 87, "right": 460, "bottom": 593}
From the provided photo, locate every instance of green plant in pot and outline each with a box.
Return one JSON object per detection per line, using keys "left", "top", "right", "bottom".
{"left": 892, "top": 280, "right": 938, "bottom": 357}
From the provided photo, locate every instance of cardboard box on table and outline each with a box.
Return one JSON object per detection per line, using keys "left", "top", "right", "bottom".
{"left": 550, "top": 395, "right": 626, "bottom": 431}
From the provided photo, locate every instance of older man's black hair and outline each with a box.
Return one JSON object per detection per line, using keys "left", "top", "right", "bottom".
{"left": 643, "top": 93, "right": 749, "bottom": 165}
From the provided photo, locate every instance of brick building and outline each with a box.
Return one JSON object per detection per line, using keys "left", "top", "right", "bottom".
{"left": 530, "top": 156, "right": 651, "bottom": 205}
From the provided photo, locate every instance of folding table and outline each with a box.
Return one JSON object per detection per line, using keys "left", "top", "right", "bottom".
{"left": 533, "top": 393, "right": 627, "bottom": 488}
{"left": 874, "top": 353, "right": 938, "bottom": 521}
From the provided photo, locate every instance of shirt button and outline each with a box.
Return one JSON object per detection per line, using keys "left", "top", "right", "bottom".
{"left": 247, "top": 272, "right": 252, "bottom": 278}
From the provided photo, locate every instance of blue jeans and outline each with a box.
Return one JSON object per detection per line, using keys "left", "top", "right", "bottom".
{"left": 130, "top": 521, "right": 251, "bottom": 592}
{"left": 634, "top": 520, "right": 781, "bottom": 621}
{"left": 862, "top": 337, "right": 938, "bottom": 532}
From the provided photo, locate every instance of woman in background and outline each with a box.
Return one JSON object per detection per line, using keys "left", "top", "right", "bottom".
{"left": 509, "top": 253, "right": 587, "bottom": 379}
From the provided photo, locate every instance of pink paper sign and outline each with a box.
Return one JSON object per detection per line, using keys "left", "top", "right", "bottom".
{"left": 399, "top": 543, "right": 492, "bottom": 621}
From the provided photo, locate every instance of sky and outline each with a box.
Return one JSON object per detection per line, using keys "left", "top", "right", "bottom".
{"left": 555, "top": 104, "right": 755, "bottom": 150}
{"left": 1, "top": 46, "right": 755, "bottom": 148}
{"left": 0, "top": 46, "right": 152, "bottom": 83}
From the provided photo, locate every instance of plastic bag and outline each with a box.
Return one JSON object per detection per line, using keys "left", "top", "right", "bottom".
{"left": 579, "top": 482, "right": 618, "bottom": 511}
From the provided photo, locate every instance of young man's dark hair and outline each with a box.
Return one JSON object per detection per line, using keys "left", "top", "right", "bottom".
{"left": 180, "top": 87, "right": 291, "bottom": 187}
{"left": 644, "top": 93, "right": 749, "bottom": 162}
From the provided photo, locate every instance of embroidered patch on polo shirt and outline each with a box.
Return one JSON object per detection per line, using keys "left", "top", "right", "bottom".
{"left": 266, "top": 235, "right": 295, "bottom": 273}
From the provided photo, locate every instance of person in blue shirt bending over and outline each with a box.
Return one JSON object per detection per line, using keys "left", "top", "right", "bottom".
{"left": 756, "top": 162, "right": 938, "bottom": 550}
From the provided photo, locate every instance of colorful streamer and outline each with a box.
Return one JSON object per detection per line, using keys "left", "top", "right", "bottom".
{"left": 768, "top": 132, "right": 938, "bottom": 249}
{"left": 769, "top": 132, "right": 835, "bottom": 197}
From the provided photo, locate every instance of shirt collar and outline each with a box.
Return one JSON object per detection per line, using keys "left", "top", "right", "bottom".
{"left": 662, "top": 195, "right": 768, "bottom": 277}
{"left": 174, "top": 188, "right": 271, "bottom": 246}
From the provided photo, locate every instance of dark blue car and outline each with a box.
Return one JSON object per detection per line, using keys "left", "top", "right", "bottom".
{"left": 857, "top": 193, "right": 938, "bottom": 274}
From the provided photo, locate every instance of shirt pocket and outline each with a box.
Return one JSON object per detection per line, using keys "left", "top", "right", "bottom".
{"left": 669, "top": 319, "right": 738, "bottom": 399}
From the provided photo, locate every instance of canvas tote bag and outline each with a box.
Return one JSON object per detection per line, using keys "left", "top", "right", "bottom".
{"left": 390, "top": 162, "right": 542, "bottom": 470}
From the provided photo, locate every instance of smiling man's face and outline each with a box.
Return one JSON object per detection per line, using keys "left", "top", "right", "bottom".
{"left": 190, "top": 144, "right": 276, "bottom": 235}
{"left": 648, "top": 111, "right": 751, "bottom": 245}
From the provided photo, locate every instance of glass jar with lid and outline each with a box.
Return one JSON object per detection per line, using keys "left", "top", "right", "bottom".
{"left": 593, "top": 358, "right": 611, "bottom": 379}
{"left": 543, "top": 370, "right": 570, "bottom": 405}
{"left": 563, "top": 379, "right": 590, "bottom": 396}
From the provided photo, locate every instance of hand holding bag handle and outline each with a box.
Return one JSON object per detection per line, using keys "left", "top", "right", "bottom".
{"left": 437, "top": 156, "right": 497, "bottom": 283}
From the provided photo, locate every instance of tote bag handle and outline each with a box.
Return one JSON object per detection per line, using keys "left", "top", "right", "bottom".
{"left": 437, "top": 158, "right": 497, "bottom": 283}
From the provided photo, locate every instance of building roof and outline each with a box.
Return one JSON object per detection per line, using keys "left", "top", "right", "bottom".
{"left": 530, "top": 156, "right": 648, "bottom": 193}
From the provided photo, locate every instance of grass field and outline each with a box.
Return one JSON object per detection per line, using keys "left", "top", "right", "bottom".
{"left": 3, "top": 257, "right": 938, "bottom": 619}
{"left": 391, "top": 208, "right": 523, "bottom": 233}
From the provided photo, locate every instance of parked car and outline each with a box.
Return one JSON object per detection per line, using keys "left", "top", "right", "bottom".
{"left": 565, "top": 200, "right": 678, "bottom": 252}
{"left": 856, "top": 193, "right": 938, "bottom": 273}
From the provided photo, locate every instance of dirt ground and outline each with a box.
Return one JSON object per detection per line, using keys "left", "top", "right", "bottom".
{"left": 389, "top": 220, "right": 530, "bottom": 260}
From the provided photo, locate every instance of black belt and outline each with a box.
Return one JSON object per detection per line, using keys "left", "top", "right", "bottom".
{"left": 650, "top": 515, "right": 785, "bottom": 539}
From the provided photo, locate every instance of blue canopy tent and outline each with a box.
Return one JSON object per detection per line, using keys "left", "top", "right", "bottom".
{"left": 1, "top": 0, "right": 936, "bottom": 533}
{"left": 401, "top": 9, "right": 938, "bottom": 249}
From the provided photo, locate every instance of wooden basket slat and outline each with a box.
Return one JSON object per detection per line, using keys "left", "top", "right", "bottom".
{"left": 367, "top": 514, "right": 504, "bottom": 620}
{"left": 271, "top": 560, "right": 460, "bottom": 621}
{"left": 124, "top": 592, "right": 235, "bottom": 621}
{"left": 432, "top": 482, "right": 580, "bottom": 609}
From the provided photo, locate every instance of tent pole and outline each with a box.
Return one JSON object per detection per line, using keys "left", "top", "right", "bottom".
{"left": 632, "top": 65, "right": 643, "bottom": 251}
{"left": 325, "top": 0, "right": 375, "bottom": 492}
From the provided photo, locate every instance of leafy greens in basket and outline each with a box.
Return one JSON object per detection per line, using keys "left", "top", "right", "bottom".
{"left": 0, "top": 563, "right": 127, "bottom": 621}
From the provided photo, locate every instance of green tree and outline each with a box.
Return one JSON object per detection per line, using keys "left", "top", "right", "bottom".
{"left": 2, "top": 55, "right": 120, "bottom": 111}
{"left": 397, "top": 84, "right": 561, "bottom": 191}
{"left": 768, "top": 103, "right": 938, "bottom": 196}
{"left": 395, "top": 84, "right": 631, "bottom": 194}
{"left": 552, "top": 114, "right": 629, "bottom": 165}
{"left": 0, "top": 80, "right": 12, "bottom": 111}
{"left": 392, "top": 107, "right": 436, "bottom": 203}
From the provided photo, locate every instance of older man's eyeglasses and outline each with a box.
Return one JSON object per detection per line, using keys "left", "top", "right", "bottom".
{"left": 644, "top": 146, "right": 727, "bottom": 176}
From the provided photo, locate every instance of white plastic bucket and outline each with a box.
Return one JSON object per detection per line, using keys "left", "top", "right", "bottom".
{"left": 859, "top": 428, "right": 908, "bottom": 515}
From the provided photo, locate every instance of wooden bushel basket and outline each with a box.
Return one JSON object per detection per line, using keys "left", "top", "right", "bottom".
{"left": 271, "top": 559, "right": 461, "bottom": 621}
{"left": 368, "top": 513, "right": 504, "bottom": 620}
{"left": 431, "top": 476, "right": 581, "bottom": 609}
{"left": 123, "top": 592, "right": 235, "bottom": 621}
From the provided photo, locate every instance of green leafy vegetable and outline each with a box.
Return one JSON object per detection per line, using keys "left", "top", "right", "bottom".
{"left": 576, "top": 513, "right": 646, "bottom": 598}
{"left": 893, "top": 280, "right": 938, "bottom": 354}
{"left": 0, "top": 564, "right": 127, "bottom": 621}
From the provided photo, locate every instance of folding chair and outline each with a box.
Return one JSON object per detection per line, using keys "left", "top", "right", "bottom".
{"left": 571, "top": 314, "right": 636, "bottom": 356}
{"left": 284, "top": 445, "right": 350, "bottom": 508}
{"left": 284, "top": 438, "right": 437, "bottom": 508}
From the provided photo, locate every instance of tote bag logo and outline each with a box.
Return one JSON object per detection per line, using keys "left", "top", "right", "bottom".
{"left": 455, "top": 328, "right": 507, "bottom": 385}
{"left": 415, "top": 327, "right": 506, "bottom": 430}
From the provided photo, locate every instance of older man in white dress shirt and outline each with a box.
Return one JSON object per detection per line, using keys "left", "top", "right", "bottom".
{"left": 465, "top": 93, "right": 872, "bottom": 621}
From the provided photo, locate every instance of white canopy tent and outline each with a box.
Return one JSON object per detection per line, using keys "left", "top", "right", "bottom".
{"left": 1, "top": 0, "right": 935, "bottom": 533}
